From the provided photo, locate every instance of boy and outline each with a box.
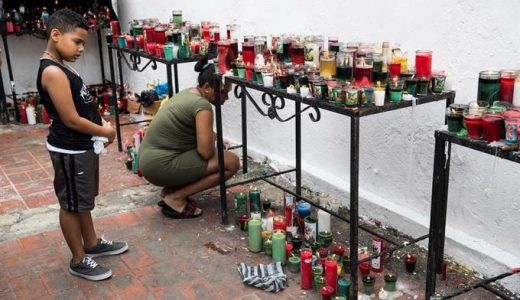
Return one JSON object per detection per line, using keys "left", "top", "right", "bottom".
{"left": 37, "top": 9, "right": 128, "bottom": 281}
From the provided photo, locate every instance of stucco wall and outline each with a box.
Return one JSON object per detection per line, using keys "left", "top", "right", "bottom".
{"left": 1, "top": 29, "right": 110, "bottom": 99}
{"left": 13, "top": 0, "right": 516, "bottom": 292}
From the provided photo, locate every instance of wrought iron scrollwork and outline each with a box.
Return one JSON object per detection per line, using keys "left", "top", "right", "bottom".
{"left": 233, "top": 83, "right": 321, "bottom": 122}
{"left": 117, "top": 51, "right": 157, "bottom": 72}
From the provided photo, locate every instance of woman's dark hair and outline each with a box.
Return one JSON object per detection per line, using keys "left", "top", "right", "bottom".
{"left": 194, "top": 56, "right": 218, "bottom": 88}
{"left": 46, "top": 9, "right": 89, "bottom": 37}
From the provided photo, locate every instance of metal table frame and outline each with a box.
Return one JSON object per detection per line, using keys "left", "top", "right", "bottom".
{"left": 107, "top": 44, "right": 210, "bottom": 151}
{"left": 426, "top": 130, "right": 520, "bottom": 299}
{"left": 214, "top": 76, "right": 455, "bottom": 299}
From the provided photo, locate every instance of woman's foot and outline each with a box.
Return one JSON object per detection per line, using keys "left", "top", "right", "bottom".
{"left": 160, "top": 199, "right": 203, "bottom": 219}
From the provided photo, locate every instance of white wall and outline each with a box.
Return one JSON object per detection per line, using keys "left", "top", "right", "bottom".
{"left": 118, "top": 0, "right": 520, "bottom": 292}
{"left": 1, "top": 29, "right": 110, "bottom": 100}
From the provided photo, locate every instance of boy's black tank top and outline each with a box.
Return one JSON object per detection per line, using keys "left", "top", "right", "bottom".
{"left": 37, "top": 59, "right": 101, "bottom": 150}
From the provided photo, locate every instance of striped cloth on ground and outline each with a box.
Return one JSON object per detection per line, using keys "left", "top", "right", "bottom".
{"left": 236, "top": 262, "right": 287, "bottom": 293}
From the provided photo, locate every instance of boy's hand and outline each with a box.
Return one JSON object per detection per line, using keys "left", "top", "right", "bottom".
{"left": 103, "top": 122, "right": 116, "bottom": 144}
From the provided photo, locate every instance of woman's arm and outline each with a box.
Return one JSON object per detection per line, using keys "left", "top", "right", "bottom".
{"left": 195, "top": 110, "right": 215, "bottom": 160}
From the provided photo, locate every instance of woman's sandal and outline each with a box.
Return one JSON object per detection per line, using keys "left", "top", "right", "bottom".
{"left": 160, "top": 200, "right": 203, "bottom": 219}
{"left": 157, "top": 197, "right": 196, "bottom": 208}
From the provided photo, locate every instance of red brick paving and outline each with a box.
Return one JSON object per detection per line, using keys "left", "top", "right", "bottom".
{"left": 0, "top": 119, "right": 146, "bottom": 212}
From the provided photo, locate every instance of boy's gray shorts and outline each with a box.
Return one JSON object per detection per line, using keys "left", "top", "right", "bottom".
{"left": 49, "top": 150, "right": 99, "bottom": 212}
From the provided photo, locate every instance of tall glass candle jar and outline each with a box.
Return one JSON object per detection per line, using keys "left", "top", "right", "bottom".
{"left": 477, "top": 71, "right": 500, "bottom": 105}
{"left": 325, "top": 258, "right": 338, "bottom": 293}
{"left": 482, "top": 113, "right": 504, "bottom": 143}
{"left": 217, "top": 41, "right": 231, "bottom": 75}
{"left": 171, "top": 10, "right": 182, "bottom": 28}
{"left": 300, "top": 248, "right": 313, "bottom": 289}
{"left": 143, "top": 25, "right": 155, "bottom": 44}
{"left": 291, "top": 42, "right": 305, "bottom": 66}
{"left": 355, "top": 57, "right": 373, "bottom": 85}
{"left": 229, "top": 39, "right": 239, "bottom": 60}
{"left": 415, "top": 50, "right": 432, "bottom": 77}
{"left": 499, "top": 70, "right": 517, "bottom": 103}
{"left": 336, "top": 49, "right": 354, "bottom": 82}
{"left": 320, "top": 51, "right": 337, "bottom": 79}
{"left": 242, "top": 42, "right": 255, "bottom": 66}
{"left": 154, "top": 26, "right": 166, "bottom": 45}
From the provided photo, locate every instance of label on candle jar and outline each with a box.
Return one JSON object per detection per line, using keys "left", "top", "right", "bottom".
{"left": 371, "top": 237, "right": 384, "bottom": 272}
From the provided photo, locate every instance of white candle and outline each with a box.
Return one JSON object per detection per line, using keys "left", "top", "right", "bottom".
{"left": 287, "top": 85, "right": 296, "bottom": 94}
{"left": 374, "top": 90, "right": 385, "bottom": 106}
{"left": 317, "top": 209, "right": 331, "bottom": 233}
{"left": 266, "top": 216, "right": 273, "bottom": 232}
{"left": 300, "top": 86, "right": 310, "bottom": 97}
{"left": 262, "top": 73, "right": 274, "bottom": 87}
{"left": 26, "top": 105, "right": 36, "bottom": 125}
{"left": 512, "top": 80, "right": 520, "bottom": 107}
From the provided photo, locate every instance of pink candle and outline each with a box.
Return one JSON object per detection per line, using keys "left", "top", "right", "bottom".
{"left": 325, "top": 258, "right": 338, "bottom": 293}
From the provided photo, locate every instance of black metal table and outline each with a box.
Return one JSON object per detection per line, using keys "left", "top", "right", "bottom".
{"left": 213, "top": 76, "right": 456, "bottom": 299}
{"left": 107, "top": 44, "right": 211, "bottom": 151}
{"left": 426, "top": 130, "right": 520, "bottom": 299}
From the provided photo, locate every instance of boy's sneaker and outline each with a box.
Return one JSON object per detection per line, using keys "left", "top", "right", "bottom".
{"left": 85, "top": 237, "right": 129, "bottom": 257}
{"left": 69, "top": 256, "right": 112, "bottom": 281}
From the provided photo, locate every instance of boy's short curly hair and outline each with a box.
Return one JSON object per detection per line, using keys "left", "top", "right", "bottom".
{"left": 46, "top": 9, "right": 89, "bottom": 37}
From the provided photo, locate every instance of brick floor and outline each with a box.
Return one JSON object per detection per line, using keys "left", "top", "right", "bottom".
{"left": 1, "top": 121, "right": 517, "bottom": 299}
{"left": 0, "top": 118, "right": 146, "bottom": 211}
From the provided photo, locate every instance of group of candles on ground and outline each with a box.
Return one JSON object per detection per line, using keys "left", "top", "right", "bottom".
{"left": 446, "top": 70, "right": 520, "bottom": 146}
{"left": 236, "top": 187, "right": 427, "bottom": 299}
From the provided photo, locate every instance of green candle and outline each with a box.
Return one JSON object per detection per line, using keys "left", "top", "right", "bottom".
{"left": 314, "top": 275, "right": 326, "bottom": 292}
{"left": 288, "top": 256, "right": 301, "bottom": 273}
{"left": 248, "top": 219, "right": 262, "bottom": 253}
{"left": 362, "top": 276, "right": 375, "bottom": 295}
{"left": 249, "top": 188, "right": 261, "bottom": 213}
{"left": 272, "top": 230, "right": 286, "bottom": 265}
{"left": 313, "top": 265, "right": 324, "bottom": 276}
{"left": 318, "top": 231, "right": 333, "bottom": 248}
{"left": 235, "top": 193, "right": 247, "bottom": 218}
{"left": 384, "top": 273, "right": 397, "bottom": 292}
{"left": 337, "top": 277, "right": 351, "bottom": 298}
{"left": 477, "top": 71, "right": 500, "bottom": 105}
{"left": 416, "top": 77, "right": 430, "bottom": 96}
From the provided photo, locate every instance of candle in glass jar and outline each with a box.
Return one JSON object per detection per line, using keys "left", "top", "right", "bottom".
{"left": 404, "top": 254, "right": 417, "bottom": 273}
{"left": 217, "top": 41, "right": 231, "bottom": 75}
{"left": 317, "top": 209, "right": 331, "bottom": 233}
{"left": 320, "top": 51, "right": 337, "bottom": 79}
{"left": 478, "top": 70, "right": 500, "bottom": 105}
{"left": 300, "top": 248, "right": 313, "bottom": 289}
{"left": 359, "top": 261, "right": 371, "bottom": 276}
{"left": 513, "top": 75, "right": 520, "bottom": 107}
{"left": 143, "top": 26, "right": 155, "bottom": 44}
{"left": 415, "top": 50, "right": 432, "bottom": 77}
{"left": 499, "top": 70, "right": 517, "bottom": 103}
{"left": 337, "top": 277, "right": 351, "bottom": 297}
{"left": 291, "top": 44, "right": 305, "bottom": 65}
{"left": 273, "top": 215, "right": 286, "bottom": 231}
{"left": 154, "top": 27, "right": 166, "bottom": 45}
{"left": 320, "top": 286, "right": 335, "bottom": 300}
{"left": 355, "top": 57, "right": 373, "bottom": 85}
{"left": 242, "top": 42, "right": 255, "bottom": 66}
{"left": 384, "top": 273, "right": 398, "bottom": 292}
{"left": 374, "top": 82, "right": 386, "bottom": 106}
{"left": 325, "top": 258, "right": 338, "bottom": 293}
{"left": 272, "top": 230, "right": 286, "bottom": 265}
{"left": 482, "top": 113, "right": 504, "bottom": 143}
{"left": 248, "top": 218, "right": 262, "bottom": 252}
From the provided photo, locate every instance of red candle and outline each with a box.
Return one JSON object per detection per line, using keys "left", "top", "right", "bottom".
{"left": 388, "top": 62, "right": 401, "bottom": 79}
{"left": 136, "top": 35, "right": 145, "bottom": 50}
{"left": 359, "top": 262, "right": 371, "bottom": 276}
{"left": 300, "top": 248, "right": 313, "bottom": 289}
{"left": 110, "top": 20, "right": 121, "bottom": 36}
{"left": 320, "top": 285, "right": 335, "bottom": 300}
{"left": 202, "top": 25, "right": 210, "bottom": 42}
{"left": 155, "top": 44, "right": 165, "bottom": 58}
{"left": 354, "top": 63, "right": 373, "bottom": 85}
{"left": 273, "top": 215, "right": 286, "bottom": 231}
{"left": 41, "top": 106, "right": 50, "bottom": 124}
{"left": 500, "top": 70, "right": 516, "bottom": 103}
{"left": 415, "top": 50, "right": 432, "bottom": 77}
{"left": 285, "top": 243, "right": 293, "bottom": 257}
{"left": 217, "top": 41, "right": 231, "bottom": 75}
{"left": 317, "top": 247, "right": 329, "bottom": 258}
{"left": 464, "top": 114, "right": 484, "bottom": 140}
{"left": 242, "top": 42, "right": 255, "bottom": 66}
{"left": 18, "top": 104, "right": 28, "bottom": 124}
{"left": 154, "top": 28, "right": 166, "bottom": 45}
{"left": 482, "top": 114, "right": 504, "bottom": 143}
{"left": 245, "top": 65, "right": 253, "bottom": 81}
{"left": 144, "top": 26, "right": 155, "bottom": 44}
{"left": 213, "top": 31, "right": 220, "bottom": 42}
{"left": 325, "top": 258, "right": 338, "bottom": 293}
{"left": 146, "top": 43, "right": 156, "bottom": 55}
{"left": 191, "top": 41, "right": 200, "bottom": 55}
{"left": 229, "top": 39, "right": 239, "bottom": 60}
{"left": 332, "top": 244, "right": 345, "bottom": 257}
{"left": 125, "top": 35, "right": 135, "bottom": 49}
{"left": 291, "top": 44, "right": 305, "bottom": 66}
{"left": 404, "top": 254, "right": 417, "bottom": 273}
